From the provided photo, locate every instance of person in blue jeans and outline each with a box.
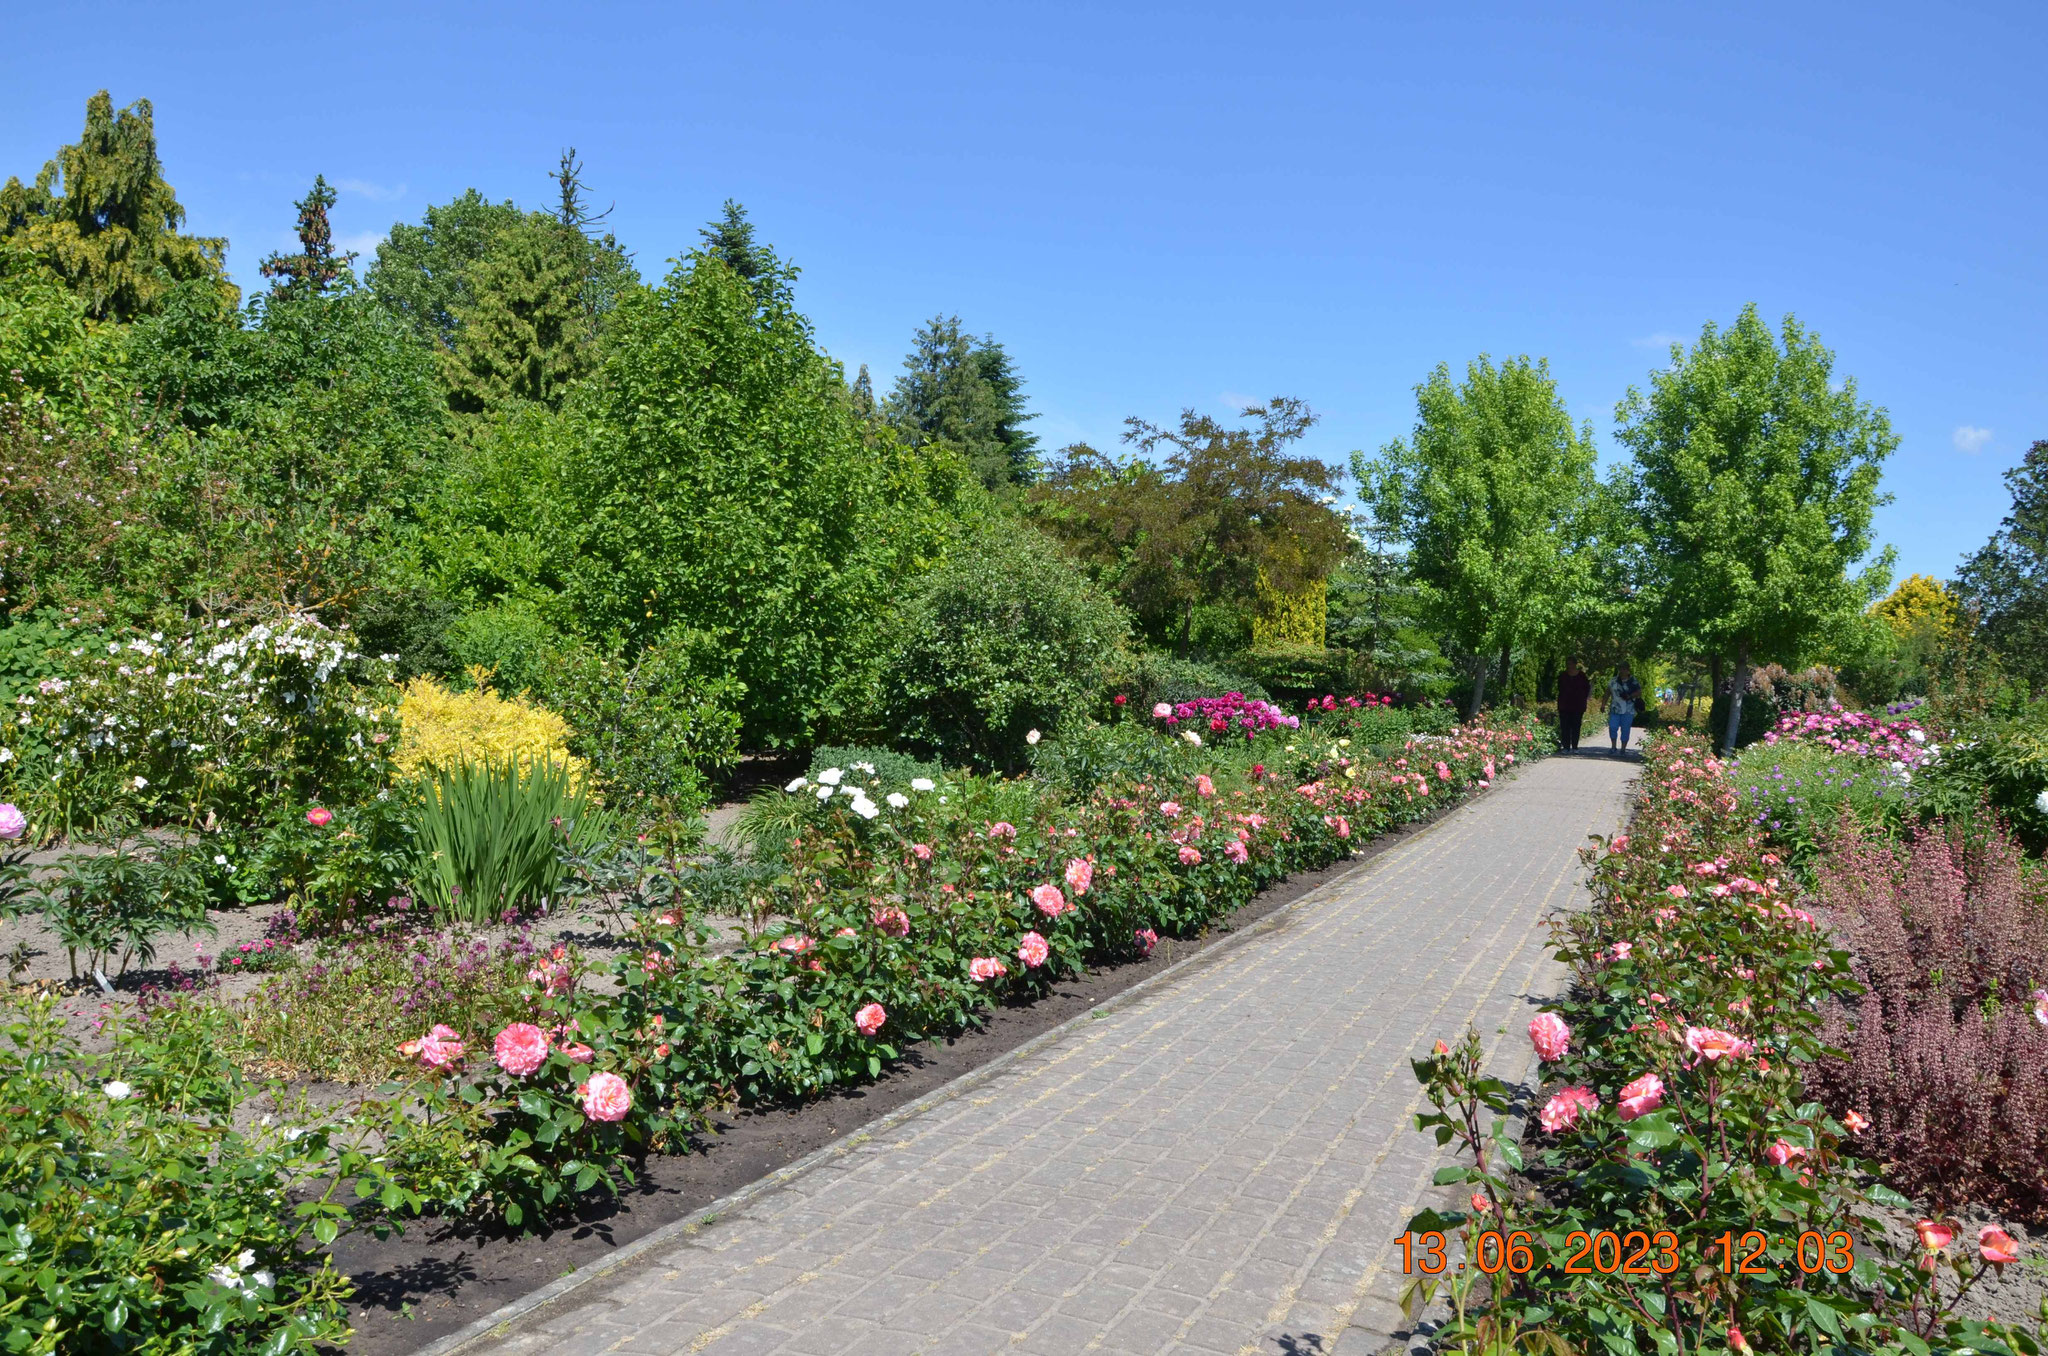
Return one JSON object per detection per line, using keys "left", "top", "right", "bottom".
{"left": 1608, "top": 663, "right": 1643, "bottom": 753}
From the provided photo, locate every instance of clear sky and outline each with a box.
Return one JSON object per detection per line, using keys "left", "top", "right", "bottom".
{"left": 5, "top": 0, "right": 2041, "bottom": 583}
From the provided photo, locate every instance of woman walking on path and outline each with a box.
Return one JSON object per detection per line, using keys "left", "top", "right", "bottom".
{"left": 1556, "top": 659, "right": 1591, "bottom": 751}
{"left": 1607, "top": 663, "right": 1643, "bottom": 753}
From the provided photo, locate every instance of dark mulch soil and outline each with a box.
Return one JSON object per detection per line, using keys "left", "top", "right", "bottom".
{"left": 333, "top": 808, "right": 1453, "bottom": 1356}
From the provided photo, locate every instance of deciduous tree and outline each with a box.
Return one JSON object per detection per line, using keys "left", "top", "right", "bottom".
{"left": 1615, "top": 304, "right": 1896, "bottom": 750}
{"left": 1358, "top": 355, "right": 1598, "bottom": 716}
{"left": 1954, "top": 440, "right": 2048, "bottom": 696}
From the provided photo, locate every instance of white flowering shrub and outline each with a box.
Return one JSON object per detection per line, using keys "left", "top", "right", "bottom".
{"left": 2, "top": 614, "right": 398, "bottom": 835}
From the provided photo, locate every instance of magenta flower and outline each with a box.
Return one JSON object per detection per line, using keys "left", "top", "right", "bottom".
{"left": 1134, "top": 928, "right": 1159, "bottom": 956}
{"left": 0, "top": 804, "right": 24, "bottom": 840}
{"left": 305, "top": 806, "right": 333, "bottom": 827}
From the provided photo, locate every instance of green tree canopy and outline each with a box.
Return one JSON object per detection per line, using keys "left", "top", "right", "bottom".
{"left": 566, "top": 248, "right": 976, "bottom": 746}
{"left": 1954, "top": 440, "right": 2047, "bottom": 696}
{"left": 1358, "top": 355, "right": 1599, "bottom": 715}
{"left": 1, "top": 90, "right": 232, "bottom": 322}
{"left": 1615, "top": 304, "right": 1896, "bottom": 750}
{"left": 366, "top": 189, "right": 529, "bottom": 351}
{"left": 1031, "top": 399, "right": 1347, "bottom": 652}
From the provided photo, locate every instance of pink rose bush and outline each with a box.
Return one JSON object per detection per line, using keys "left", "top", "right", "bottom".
{"left": 1405, "top": 732, "right": 2015, "bottom": 1352}
{"left": 493, "top": 1022, "right": 552, "bottom": 1076}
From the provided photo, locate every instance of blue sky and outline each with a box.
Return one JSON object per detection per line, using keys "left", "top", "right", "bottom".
{"left": 5, "top": 0, "right": 2041, "bottom": 583}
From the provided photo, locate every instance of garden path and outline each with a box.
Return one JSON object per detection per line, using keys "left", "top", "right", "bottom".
{"left": 445, "top": 753, "right": 1636, "bottom": 1356}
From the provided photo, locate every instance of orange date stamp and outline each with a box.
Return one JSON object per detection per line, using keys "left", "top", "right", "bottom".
{"left": 1397, "top": 1229, "right": 1857, "bottom": 1276}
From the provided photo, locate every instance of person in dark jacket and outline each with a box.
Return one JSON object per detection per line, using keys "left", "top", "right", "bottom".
{"left": 1556, "top": 658, "right": 1592, "bottom": 752}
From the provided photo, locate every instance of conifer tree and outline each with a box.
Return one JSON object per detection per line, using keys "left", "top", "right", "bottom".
{"left": 259, "top": 175, "right": 354, "bottom": 299}
{"left": 885, "top": 314, "right": 1041, "bottom": 489}
{"left": 368, "top": 189, "right": 525, "bottom": 348}
{"left": 438, "top": 216, "right": 591, "bottom": 413}
{"left": 698, "top": 199, "right": 776, "bottom": 288}
{"left": 851, "top": 363, "right": 877, "bottom": 419}
{"left": 0, "top": 90, "right": 231, "bottom": 320}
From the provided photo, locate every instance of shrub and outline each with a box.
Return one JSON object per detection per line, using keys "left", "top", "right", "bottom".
{"left": 807, "top": 744, "right": 943, "bottom": 791}
{"left": 1231, "top": 642, "right": 1354, "bottom": 704}
{"left": 1811, "top": 817, "right": 2048, "bottom": 1217}
{"left": 0, "top": 995, "right": 385, "bottom": 1355}
{"left": 540, "top": 630, "right": 744, "bottom": 827}
{"left": 1913, "top": 708, "right": 2048, "bottom": 854}
{"left": 1731, "top": 741, "right": 1917, "bottom": 866}
{"left": 877, "top": 524, "right": 1130, "bottom": 767}
{"left": 412, "top": 758, "right": 611, "bottom": 924}
{"left": 1026, "top": 720, "right": 1203, "bottom": 797}
{"left": 392, "top": 672, "right": 586, "bottom": 788}
{"left": 3, "top": 614, "right": 396, "bottom": 837}
{"left": 214, "top": 793, "right": 417, "bottom": 921}
{"left": 1107, "top": 651, "right": 1269, "bottom": 713}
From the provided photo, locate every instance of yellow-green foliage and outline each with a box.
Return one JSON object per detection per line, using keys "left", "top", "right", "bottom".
{"left": 393, "top": 671, "right": 587, "bottom": 786}
{"left": 1872, "top": 573, "right": 1958, "bottom": 641}
{"left": 1252, "top": 571, "right": 1328, "bottom": 648}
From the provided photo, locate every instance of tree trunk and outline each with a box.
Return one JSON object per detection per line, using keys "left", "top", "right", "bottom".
{"left": 1499, "top": 645, "right": 1513, "bottom": 706}
{"left": 1721, "top": 640, "right": 1751, "bottom": 756}
{"left": 1467, "top": 656, "right": 1489, "bottom": 719}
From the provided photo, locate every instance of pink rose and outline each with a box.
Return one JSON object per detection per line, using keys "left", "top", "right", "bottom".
{"left": 1765, "top": 1140, "right": 1807, "bottom": 1166}
{"left": 492, "top": 1022, "right": 551, "bottom": 1076}
{"left": 578, "top": 1071, "right": 632, "bottom": 1123}
{"left": 2032, "top": 988, "right": 2048, "bottom": 1026}
{"left": 1134, "top": 928, "right": 1158, "bottom": 956}
{"left": 1195, "top": 775, "right": 1215, "bottom": 798}
{"left": 774, "top": 934, "right": 816, "bottom": 956}
{"left": 1178, "top": 845, "right": 1202, "bottom": 865}
{"left": 969, "top": 957, "right": 1007, "bottom": 982}
{"left": 987, "top": 821, "right": 1017, "bottom": 840}
{"left": 1322, "top": 814, "right": 1350, "bottom": 839}
{"left": 1225, "top": 839, "right": 1249, "bottom": 864}
{"left": 1664, "top": 884, "right": 1689, "bottom": 899}
{"left": 1844, "top": 1109, "right": 1870, "bottom": 1135}
{"left": 1152, "top": 702, "right": 1173, "bottom": 719}
{"left": 1030, "top": 883, "right": 1068, "bottom": 917}
{"left": 1916, "top": 1220, "right": 1954, "bottom": 1252}
{"left": 1683, "top": 1026, "right": 1752, "bottom": 1062}
{"left": 1528, "top": 1013, "right": 1571, "bottom": 1062}
{"left": 305, "top": 806, "right": 333, "bottom": 827}
{"left": 1616, "top": 1073, "right": 1665, "bottom": 1121}
{"left": 871, "top": 905, "right": 911, "bottom": 937}
{"left": 560, "top": 1042, "right": 595, "bottom": 1064}
{"left": 855, "top": 1003, "right": 886, "bottom": 1036}
{"left": 0, "top": 804, "right": 25, "bottom": 840}
{"left": 1538, "top": 1084, "right": 1598, "bottom": 1133}
{"left": 911, "top": 842, "right": 933, "bottom": 861}
{"left": 1159, "top": 801, "right": 1181, "bottom": 818}
{"left": 1608, "top": 941, "right": 1633, "bottom": 960}
{"left": 1470, "top": 1191, "right": 1492, "bottom": 1215}
{"left": 1979, "top": 1226, "right": 2020, "bottom": 1265}
{"left": 1064, "top": 857, "right": 1093, "bottom": 896}
{"left": 1017, "top": 931, "right": 1050, "bottom": 968}
{"left": 527, "top": 945, "right": 574, "bottom": 997}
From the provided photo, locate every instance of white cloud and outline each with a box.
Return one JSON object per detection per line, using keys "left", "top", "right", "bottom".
{"left": 336, "top": 230, "right": 388, "bottom": 259}
{"left": 1630, "top": 332, "right": 1685, "bottom": 351}
{"left": 1217, "top": 391, "right": 1261, "bottom": 413}
{"left": 334, "top": 178, "right": 406, "bottom": 202}
{"left": 1952, "top": 425, "right": 1993, "bottom": 454}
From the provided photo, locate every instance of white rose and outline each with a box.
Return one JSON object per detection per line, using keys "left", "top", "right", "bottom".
{"left": 886, "top": 792, "right": 909, "bottom": 809}
{"left": 784, "top": 776, "right": 808, "bottom": 792}
{"left": 1025, "top": 729, "right": 1041, "bottom": 745}
{"left": 851, "top": 797, "right": 880, "bottom": 820}
{"left": 102, "top": 1081, "right": 133, "bottom": 1100}
{"left": 814, "top": 785, "right": 832, "bottom": 801}
{"left": 1182, "top": 731, "right": 1203, "bottom": 747}
{"left": 816, "top": 768, "right": 843, "bottom": 786}
{"left": 911, "top": 778, "right": 936, "bottom": 792}
{"left": 2036, "top": 789, "right": 2048, "bottom": 815}
{"left": 132, "top": 776, "right": 149, "bottom": 790}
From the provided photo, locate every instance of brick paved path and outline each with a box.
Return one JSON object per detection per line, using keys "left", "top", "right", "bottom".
{"left": 467, "top": 754, "right": 1634, "bottom": 1356}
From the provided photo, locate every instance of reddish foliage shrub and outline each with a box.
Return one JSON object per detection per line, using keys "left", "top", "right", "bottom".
{"left": 1811, "top": 815, "right": 2048, "bottom": 1217}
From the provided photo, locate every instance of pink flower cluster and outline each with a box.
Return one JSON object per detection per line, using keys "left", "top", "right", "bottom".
{"left": 1761, "top": 708, "right": 1932, "bottom": 765}
{"left": 1160, "top": 692, "right": 1299, "bottom": 734}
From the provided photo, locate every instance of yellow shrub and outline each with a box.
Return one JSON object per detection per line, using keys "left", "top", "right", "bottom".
{"left": 1252, "top": 570, "right": 1328, "bottom": 648}
{"left": 392, "top": 671, "right": 588, "bottom": 787}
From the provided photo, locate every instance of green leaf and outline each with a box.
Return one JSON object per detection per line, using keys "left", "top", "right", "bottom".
{"left": 312, "top": 1218, "right": 339, "bottom": 1245}
{"left": 1432, "top": 1166, "right": 1470, "bottom": 1186}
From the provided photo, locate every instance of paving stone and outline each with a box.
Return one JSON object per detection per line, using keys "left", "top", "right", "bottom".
{"left": 460, "top": 757, "right": 1632, "bottom": 1353}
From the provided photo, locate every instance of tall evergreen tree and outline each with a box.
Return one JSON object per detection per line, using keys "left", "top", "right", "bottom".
{"left": 438, "top": 216, "right": 591, "bottom": 413}
{"left": 851, "top": 363, "right": 877, "bottom": 419}
{"left": 1, "top": 90, "right": 231, "bottom": 320}
{"left": 885, "top": 315, "right": 1039, "bottom": 489}
{"left": 259, "top": 175, "right": 353, "bottom": 299}
{"left": 698, "top": 199, "right": 777, "bottom": 289}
